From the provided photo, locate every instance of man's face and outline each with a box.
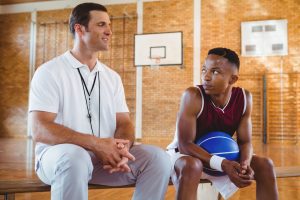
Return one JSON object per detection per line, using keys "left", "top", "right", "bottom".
{"left": 201, "top": 54, "right": 237, "bottom": 95}
{"left": 81, "top": 10, "right": 112, "bottom": 51}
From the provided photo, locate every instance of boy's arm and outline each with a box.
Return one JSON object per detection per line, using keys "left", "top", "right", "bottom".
{"left": 177, "top": 87, "right": 253, "bottom": 187}
{"left": 177, "top": 87, "right": 212, "bottom": 166}
{"left": 236, "top": 90, "right": 254, "bottom": 176}
{"left": 221, "top": 90, "right": 254, "bottom": 187}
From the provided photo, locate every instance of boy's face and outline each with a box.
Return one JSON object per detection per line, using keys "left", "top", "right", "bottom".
{"left": 201, "top": 54, "right": 238, "bottom": 95}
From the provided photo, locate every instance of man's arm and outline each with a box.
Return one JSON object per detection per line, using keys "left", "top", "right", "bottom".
{"left": 177, "top": 87, "right": 212, "bottom": 166}
{"left": 114, "top": 112, "right": 135, "bottom": 148}
{"left": 30, "top": 111, "right": 134, "bottom": 167}
{"left": 102, "top": 112, "right": 136, "bottom": 173}
{"left": 31, "top": 111, "right": 96, "bottom": 148}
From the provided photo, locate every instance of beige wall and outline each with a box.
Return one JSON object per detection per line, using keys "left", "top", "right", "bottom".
{"left": 201, "top": 0, "right": 300, "bottom": 142}
{"left": 0, "top": 13, "right": 30, "bottom": 137}
{"left": 142, "top": 0, "right": 194, "bottom": 138}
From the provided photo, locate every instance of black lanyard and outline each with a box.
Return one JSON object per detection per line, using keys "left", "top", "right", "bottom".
{"left": 77, "top": 68, "right": 99, "bottom": 136}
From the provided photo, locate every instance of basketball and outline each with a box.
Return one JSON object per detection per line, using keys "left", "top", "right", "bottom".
{"left": 196, "top": 131, "right": 240, "bottom": 176}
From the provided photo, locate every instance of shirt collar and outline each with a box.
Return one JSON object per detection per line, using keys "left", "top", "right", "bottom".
{"left": 64, "top": 50, "right": 104, "bottom": 72}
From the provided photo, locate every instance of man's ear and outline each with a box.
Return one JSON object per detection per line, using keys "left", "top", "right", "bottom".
{"left": 229, "top": 75, "right": 238, "bottom": 85}
{"left": 74, "top": 24, "right": 85, "bottom": 37}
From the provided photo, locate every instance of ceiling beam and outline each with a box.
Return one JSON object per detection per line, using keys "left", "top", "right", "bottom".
{"left": 0, "top": 0, "right": 160, "bottom": 14}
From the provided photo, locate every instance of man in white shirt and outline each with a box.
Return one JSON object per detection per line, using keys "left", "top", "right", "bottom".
{"left": 29, "top": 3, "right": 171, "bottom": 200}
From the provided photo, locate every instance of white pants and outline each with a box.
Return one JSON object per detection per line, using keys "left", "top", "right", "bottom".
{"left": 166, "top": 149, "right": 238, "bottom": 200}
{"left": 36, "top": 144, "right": 172, "bottom": 200}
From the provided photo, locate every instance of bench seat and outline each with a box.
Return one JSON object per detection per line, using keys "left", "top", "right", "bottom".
{"left": 1, "top": 166, "right": 299, "bottom": 199}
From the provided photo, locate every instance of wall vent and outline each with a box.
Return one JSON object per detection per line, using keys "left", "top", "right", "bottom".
{"left": 241, "top": 19, "right": 288, "bottom": 56}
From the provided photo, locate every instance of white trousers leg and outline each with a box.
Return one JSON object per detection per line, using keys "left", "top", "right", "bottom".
{"left": 36, "top": 144, "right": 93, "bottom": 200}
{"left": 36, "top": 144, "right": 171, "bottom": 200}
{"left": 89, "top": 144, "right": 172, "bottom": 200}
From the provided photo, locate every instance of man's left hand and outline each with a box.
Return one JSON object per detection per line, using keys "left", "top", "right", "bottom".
{"left": 103, "top": 140, "right": 134, "bottom": 173}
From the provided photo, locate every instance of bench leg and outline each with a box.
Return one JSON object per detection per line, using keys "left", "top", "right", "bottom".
{"left": 4, "top": 193, "right": 15, "bottom": 200}
{"left": 197, "top": 183, "right": 220, "bottom": 200}
{"left": 218, "top": 193, "right": 222, "bottom": 200}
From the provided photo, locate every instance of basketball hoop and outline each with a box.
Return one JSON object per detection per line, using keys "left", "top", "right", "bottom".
{"left": 149, "top": 56, "right": 162, "bottom": 70}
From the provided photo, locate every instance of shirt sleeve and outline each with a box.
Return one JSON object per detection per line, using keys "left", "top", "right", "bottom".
{"left": 28, "top": 66, "right": 60, "bottom": 114}
{"left": 114, "top": 74, "right": 129, "bottom": 113}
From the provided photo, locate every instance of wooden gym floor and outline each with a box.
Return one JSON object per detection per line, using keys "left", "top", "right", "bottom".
{"left": 0, "top": 137, "right": 299, "bottom": 200}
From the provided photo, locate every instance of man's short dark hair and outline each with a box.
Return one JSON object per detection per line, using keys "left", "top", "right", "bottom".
{"left": 69, "top": 3, "right": 108, "bottom": 36}
{"left": 208, "top": 47, "right": 240, "bottom": 70}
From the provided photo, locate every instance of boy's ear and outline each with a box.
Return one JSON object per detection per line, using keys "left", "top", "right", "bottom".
{"left": 229, "top": 75, "right": 238, "bottom": 85}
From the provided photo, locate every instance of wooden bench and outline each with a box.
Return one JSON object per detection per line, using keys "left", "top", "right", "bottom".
{"left": 274, "top": 166, "right": 300, "bottom": 178}
{"left": 0, "top": 179, "right": 137, "bottom": 200}
{"left": 1, "top": 166, "right": 299, "bottom": 200}
{"left": 0, "top": 179, "right": 213, "bottom": 200}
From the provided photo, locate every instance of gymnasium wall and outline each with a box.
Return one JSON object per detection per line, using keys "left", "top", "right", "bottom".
{"left": 142, "top": 0, "right": 194, "bottom": 138}
{"left": 35, "top": 9, "right": 72, "bottom": 68}
{"left": 141, "top": 0, "right": 300, "bottom": 143}
{"left": 0, "top": 13, "right": 30, "bottom": 137}
{"left": 0, "top": 0, "right": 299, "bottom": 144}
{"left": 200, "top": 0, "right": 300, "bottom": 143}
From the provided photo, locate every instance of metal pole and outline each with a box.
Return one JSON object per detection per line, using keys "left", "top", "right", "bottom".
{"left": 135, "top": 0, "right": 143, "bottom": 139}
{"left": 263, "top": 74, "right": 267, "bottom": 144}
{"left": 27, "top": 10, "right": 37, "bottom": 137}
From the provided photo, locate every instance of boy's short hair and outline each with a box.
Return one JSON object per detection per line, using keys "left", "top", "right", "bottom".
{"left": 69, "top": 3, "right": 108, "bottom": 36}
{"left": 208, "top": 47, "right": 240, "bottom": 70}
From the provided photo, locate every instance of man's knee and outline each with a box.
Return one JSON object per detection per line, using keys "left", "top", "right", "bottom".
{"left": 131, "top": 144, "right": 172, "bottom": 175}
{"left": 53, "top": 144, "right": 93, "bottom": 181}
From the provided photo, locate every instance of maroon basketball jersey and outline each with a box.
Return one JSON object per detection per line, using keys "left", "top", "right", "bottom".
{"left": 195, "top": 85, "right": 246, "bottom": 142}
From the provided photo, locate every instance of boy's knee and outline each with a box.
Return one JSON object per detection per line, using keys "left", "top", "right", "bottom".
{"left": 253, "top": 156, "right": 276, "bottom": 180}
{"left": 176, "top": 156, "right": 203, "bottom": 179}
{"left": 258, "top": 157, "right": 274, "bottom": 171}
{"left": 265, "top": 157, "right": 274, "bottom": 168}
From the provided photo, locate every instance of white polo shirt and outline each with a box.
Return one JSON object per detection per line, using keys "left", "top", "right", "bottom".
{"left": 29, "top": 51, "right": 129, "bottom": 158}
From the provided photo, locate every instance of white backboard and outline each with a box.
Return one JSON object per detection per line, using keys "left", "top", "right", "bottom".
{"left": 134, "top": 32, "right": 183, "bottom": 66}
{"left": 241, "top": 19, "right": 288, "bottom": 57}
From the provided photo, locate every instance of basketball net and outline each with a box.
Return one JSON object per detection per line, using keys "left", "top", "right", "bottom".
{"left": 149, "top": 56, "right": 161, "bottom": 70}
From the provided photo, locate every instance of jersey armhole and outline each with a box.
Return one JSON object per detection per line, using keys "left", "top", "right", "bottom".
{"left": 242, "top": 88, "right": 247, "bottom": 115}
{"left": 196, "top": 86, "right": 204, "bottom": 118}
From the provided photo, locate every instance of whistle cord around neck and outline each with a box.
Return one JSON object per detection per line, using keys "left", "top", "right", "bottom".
{"left": 77, "top": 68, "right": 98, "bottom": 136}
{"left": 98, "top": 72, "right": 101, "bottom": 138}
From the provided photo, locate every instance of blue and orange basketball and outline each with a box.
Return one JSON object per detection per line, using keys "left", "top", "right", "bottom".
{"left": 196, "top": 131, "right": 240, "bottom": 176}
